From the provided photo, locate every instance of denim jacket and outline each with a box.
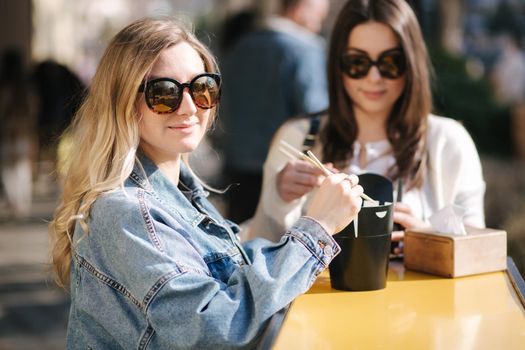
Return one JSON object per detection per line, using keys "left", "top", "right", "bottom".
{"left": 67, "top": 154, "right": 340, "bottom": 349}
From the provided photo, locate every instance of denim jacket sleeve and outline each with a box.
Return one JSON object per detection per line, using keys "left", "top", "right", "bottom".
{"left": 78, "top": 190, "right": 340, "bottom": 349}
{"left": 146, "top": 217, "right": 340, "bottom": 349}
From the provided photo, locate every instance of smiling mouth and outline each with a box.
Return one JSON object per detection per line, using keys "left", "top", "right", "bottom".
{"left": 168, "top": 123, "right": 197, "bottom": 129}
{"left": 363, "top": 90, "right": 385, "bottom": 94}
{"left": 362, "top": 90, "right": 386, "bottom": 98}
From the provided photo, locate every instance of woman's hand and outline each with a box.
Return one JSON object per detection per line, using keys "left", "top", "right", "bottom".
{"left": 276, "top": 160, "right": 328, "bottom": 202}
{"left": 391, "top": 202, "right": 427, "bottom": 255}
{"left": 306, "top": 173, "right": 363, "bottom": 235}
{"left": 393, "top": 202, "right": 426, "bottom": 230}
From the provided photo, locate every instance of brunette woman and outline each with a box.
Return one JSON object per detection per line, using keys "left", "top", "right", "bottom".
{"left": 248, "top": 0, "right": 485, "bottom": 243}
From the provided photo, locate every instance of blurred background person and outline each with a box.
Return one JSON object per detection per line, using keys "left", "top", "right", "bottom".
{"left": 32, "top": 60, "right": 85, "bottom": 195}
{"left": 219, "top": 6, "right": 259, "bottom": 53}
{"left": 0, "top": 48, "right": 38, "bottom": 220}
{"left": 219, "top": 0, "right": 330, "bottom": 224}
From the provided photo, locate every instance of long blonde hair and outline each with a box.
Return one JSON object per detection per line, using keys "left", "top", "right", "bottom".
{"left": 50, "top": 18, "right": 220, "bottom": 289}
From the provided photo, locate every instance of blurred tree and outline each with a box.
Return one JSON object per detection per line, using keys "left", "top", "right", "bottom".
{"left": 489, "top": 0, "right": 524, "bottom": 42}
{"left": 431, "top": 47, "right": 512, "bottom": 157}
{"left": 407, "top": 0, "right": 439, "bottom": 49}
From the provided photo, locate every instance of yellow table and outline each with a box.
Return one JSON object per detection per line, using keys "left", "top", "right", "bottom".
{"left": 269, "top": 259, "right": 525, "bottom": 350}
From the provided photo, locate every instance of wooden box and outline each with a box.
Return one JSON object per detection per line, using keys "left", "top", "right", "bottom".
{"left": 404, "top": 226, "right": 507, "bottom": 277}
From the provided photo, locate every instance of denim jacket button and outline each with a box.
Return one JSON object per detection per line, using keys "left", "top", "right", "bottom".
{"left": 202, "top": 217, "right": 213, "bottom": 229}
{"left": 317, "top": 240, "right": 332, "bottom": 256}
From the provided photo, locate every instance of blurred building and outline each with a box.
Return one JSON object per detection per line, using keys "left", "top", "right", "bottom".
{"left": 2, "top": 0, "right": 524, "bottom": 78}
{"left": 31, "top": 0, "right": 227, "bottom": 82}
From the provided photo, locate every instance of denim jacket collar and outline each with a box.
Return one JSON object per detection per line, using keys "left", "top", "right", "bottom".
{"left": 128, "top": 152, "right": 209, "bottom": 228}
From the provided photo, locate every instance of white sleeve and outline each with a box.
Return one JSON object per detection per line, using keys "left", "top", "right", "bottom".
{"left": 262, "top": 122, "right": 308, "bottom": 224}
{"left": 451, "top": 124, "right": 486, "bottom": 227}
{"left": 428, "top": 116, "right": 486, "bottom": 227}
{"left": 247, "top": 120, "right": 312, "bottom": 241}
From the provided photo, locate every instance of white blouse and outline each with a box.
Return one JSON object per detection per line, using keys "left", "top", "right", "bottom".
{"left": 346, "top": 139, "right": 427, "bottom": 224}
{"left": 245, "top": 114, "right": 485, "bottom": 242}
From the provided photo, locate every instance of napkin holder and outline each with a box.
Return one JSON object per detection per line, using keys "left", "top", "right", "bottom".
{"left": 404, "top": 226, "right": 507, "bottom": 277}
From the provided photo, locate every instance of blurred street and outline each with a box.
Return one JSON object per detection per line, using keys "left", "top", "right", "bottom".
{"left": 0, "top": 189, "right": 68, "bottom": 350}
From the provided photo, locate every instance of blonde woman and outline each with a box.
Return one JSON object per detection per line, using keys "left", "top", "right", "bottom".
{"left": 248, "top": 0, "right": 485, "bottom": 244}
{"left": 50, "top": 18, "right": 363, "bottom": 348}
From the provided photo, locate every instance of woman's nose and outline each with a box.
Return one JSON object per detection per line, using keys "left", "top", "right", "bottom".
{"left": 367, "top": 65, "right": 383, "bottom": 81}
{"left": 176, "top": 88, "right": 198, "bottom": 116}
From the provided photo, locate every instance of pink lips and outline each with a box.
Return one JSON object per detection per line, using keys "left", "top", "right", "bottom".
{"left": 362, "top": 90, "right": 386, "bottom": 100}
{"left": 168, "top": 122, "right": 197, "bottom": 133}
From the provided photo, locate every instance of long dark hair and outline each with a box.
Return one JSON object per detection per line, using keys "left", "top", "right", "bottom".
{"left": 322, "top": 0, "right": 432, "bottom": 189}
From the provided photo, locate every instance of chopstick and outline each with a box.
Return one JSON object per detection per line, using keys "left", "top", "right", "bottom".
{"left": 279, "top": 140, "right": 376, "bottom": 203}
{"left": 305, "top": 150, "right": 376, "bottom": 203}
{"left": 279, "top": 140, "right": 321, "bottom": 168}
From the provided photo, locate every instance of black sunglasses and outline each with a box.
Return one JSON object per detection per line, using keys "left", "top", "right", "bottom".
{"left": 138, "top": 73, "right": 221, "bottom": 114}
{"left": 340, "top": 49, "right": 406, "bottom": 79}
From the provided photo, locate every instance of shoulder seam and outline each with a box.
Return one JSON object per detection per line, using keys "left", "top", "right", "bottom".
{"left": 137, "top": 189, "right": 164, "bottom": 253}
{"left": 142, "top": 269, "right": 187, "bottom": 310}
{"left": 74, "top": 253, "right": 145, "bottom": 310}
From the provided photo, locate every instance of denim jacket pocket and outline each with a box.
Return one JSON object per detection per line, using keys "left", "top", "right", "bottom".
{"left": 203, "top": 246, "right": 246, "bottom": 282}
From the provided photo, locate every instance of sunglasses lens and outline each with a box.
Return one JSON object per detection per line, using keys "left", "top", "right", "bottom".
{"left": 341, "top": 50, "right": 406, "bottom": 80}
{"left": 378, "top": 53, "right": 406, "bottom": 79}
{"left": 141, "top": 74, "right": 221, "bottom": 114}
{"left": 146, "top": 80, "right": 181, "bottom": 114}
{"left": 341, "top": 55, "right": 371, "bottom": 79}
{"left": 191, "top": 74, "right": 221, "bottom": 109}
